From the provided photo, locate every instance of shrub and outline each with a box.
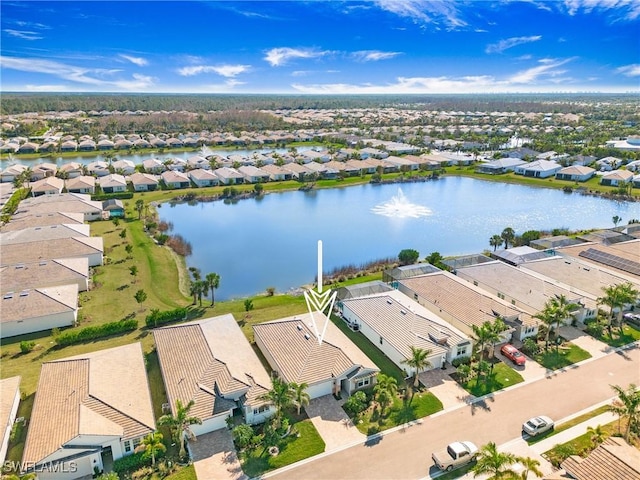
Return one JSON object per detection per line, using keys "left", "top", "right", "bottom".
{"left": 54, "top": 319, "right": 138, "bottom": 346}
{"left": 20, "top": 340, "right": 36, "bottom": 354}
{"left": 144, "top": 307, "right": 188, "bottom": 327}
{"left": 521, "top": 337, "right": 539, "bottom": 356}
{"left": 113, "top": 452, "right": 151, "bottom": 476}
{"left": 343, "top": 391, "right": 368, "bottom": 417}
{"left": 451, "top": 356, "right": 471, "bottom": 367}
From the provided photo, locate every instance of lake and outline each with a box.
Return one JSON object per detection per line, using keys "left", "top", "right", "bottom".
{"left": 157, "top": 177, "right": 640, "bottom": 301}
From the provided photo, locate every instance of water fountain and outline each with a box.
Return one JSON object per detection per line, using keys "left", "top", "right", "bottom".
{"left": 200, "top": 145, "right": 214, "bottom": 158}
{"left": 371, "top": 187, "right": 432, "bottom": 218}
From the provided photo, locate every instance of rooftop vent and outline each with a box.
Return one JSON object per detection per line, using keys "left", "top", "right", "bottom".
{"left": 386, "top": 299, "right": 393, "bottom": 304}
{"left": 400, "top": 309, "right": 407, "bottom": 315}
{"left": 39, "top": 260, "right": 47, "bottom": 266}
{"left": 15, "top": 264, "right": 24, "bottom": 269}
{"left": 297, "top": 324, "right": 303, "bottom": 331}
{"left": 304, "top": 333, "right": 310, "bottom": 340}
{"left": 20, "top": 290, "right": 29, "bottom": 297}
{"left": 3, "top": 292, "right": 14, "bottom": 300}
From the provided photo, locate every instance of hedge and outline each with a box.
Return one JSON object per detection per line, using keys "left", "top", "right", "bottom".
{"left": 113, "top": 452, "right": 152, "bottom": 475}
{"left": 54, "top": 319, "right": 138, "bottom": 346}
{"left": 92, "top": 192, "right": 134, "bottom": 201}
{"left": 145, "top": 307, "right": 189, "bottom": 328}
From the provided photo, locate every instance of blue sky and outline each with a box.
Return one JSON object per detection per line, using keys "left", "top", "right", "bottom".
{"left": 1, "top": 1, "right": 639, "bottom": 94}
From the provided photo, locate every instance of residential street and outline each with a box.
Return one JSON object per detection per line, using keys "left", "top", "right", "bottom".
{"left": 265, "top": 345, "right": 640, "bottom": 480}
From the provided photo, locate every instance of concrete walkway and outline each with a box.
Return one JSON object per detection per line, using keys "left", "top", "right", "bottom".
{"left": 189, "top": 429, "right": 247, "bottom": 480}
{"left": 420, "top": 366, "right": 475, "bottom": 410}
{"left": 305, "top": 395, "right": 366, "bottom": 452}
{"left": 558, "top": 325, "right": 612, "bottom": 359}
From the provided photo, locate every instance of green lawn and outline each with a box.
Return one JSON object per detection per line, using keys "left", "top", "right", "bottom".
{"left": 355, "top": 390, "right": 443, "bottom": 435}
{"left": 462, "top": 363, "right": 524, "bottom": 397}
{"left": 534, "top": 343, "right": 592, "bottom": 370}
{"left": 240, "top": 420, "right": 325, "bottom": 478}
{"left": 330, "top": 315, "right": 405, "bottom": 384}
{"left": 590, "top": 324, "right": 640, "bottom": 347}
{"left": 164, "top": 465, "right": 197, "bottom": 480}
{"left": 526, "top": 405, "right": 610, "bottom": 445}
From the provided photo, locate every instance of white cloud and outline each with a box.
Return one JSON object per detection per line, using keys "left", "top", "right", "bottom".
{"left": 0, "top": 56, "right": 155, "bottom": 90}
{"left": 177, "top": 64, "right": 249, "bottom": 77}
{"left": 617, "top": 64, "right": 640, "bottom": 76}
{"left": 351, "top": 50, "right": 402, "bottom": 62}
{"left": 486, "top": 36, "right": 542, "bottom": 54}
{"left": 374, "top": 0, "right": 467, "bottom": 28}
{"left": 264, "top": 47, "right": 330, "bottom": 66}
{"left": 24, "top": 84, "right": 69, "bottom": 92}
{"left": 508, "top": 58, "right": 574, "bottom": 83}
{"left": 4, "top": 29, "right": 43, "bottom": 40}
{"left": 119, "top": 54, "right": 148, "bottom": 66}
{"left": 563, "top": 0, "right": 640, "bottom": 20}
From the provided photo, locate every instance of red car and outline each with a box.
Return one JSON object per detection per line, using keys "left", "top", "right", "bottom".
{"left": 500, "top": 344, "right": 526, "bottom": 366}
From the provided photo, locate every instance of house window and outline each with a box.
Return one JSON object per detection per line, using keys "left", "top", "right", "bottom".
{"left": 124, "top": 440, "right": 131, "bottom": 453}
{"left": 356, "top": 378, "right": 370, "bottom": 388}
{"left": 497, "top": 293, "right": 505, "bottom": 300}
{"left": 456, "top": 346, "right": 467, "bottom": 356}
{"left": 413, "top": 293, "right": 418, "bottom": 301}
{"left": 511, "top": 299, "right": 516, "bottom": 305}
{"left": 132, "top": 438, "right": 141, "bottom": 449}
{"left": 473, "top": 281, "right": 478, "bottom": 286}
{"left": 379, "top": 336, "right": 383, "bottom": 345}
{"left": 253, "top": 405, "right": 269, "bottom": 415}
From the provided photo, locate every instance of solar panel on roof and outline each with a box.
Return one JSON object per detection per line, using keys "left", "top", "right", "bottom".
{"left": 578, "top": 248, "right": 640, "bottom": 276}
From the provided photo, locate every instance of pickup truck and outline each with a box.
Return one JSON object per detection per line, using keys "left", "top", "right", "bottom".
{"left": 432, "top": 441, "right": 478, "bottom": 471}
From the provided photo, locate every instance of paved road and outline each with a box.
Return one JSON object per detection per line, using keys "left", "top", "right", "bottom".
{"left": 266, "top": 345, "right": 640, "bottom": 480}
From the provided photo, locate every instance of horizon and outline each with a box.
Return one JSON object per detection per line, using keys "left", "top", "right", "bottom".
{"left": 1, "top": 1, "right": 639, "bottom": 95}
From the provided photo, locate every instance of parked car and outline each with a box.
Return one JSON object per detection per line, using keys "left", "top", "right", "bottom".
{"left": 623, "top": 312, "right": 640, "bottom": 328}
{"left": 522, "top": 416, "right": 554, "bottom": 436}
{"left": 500, "top": 344, "right": 526, "bottom": 366}
{"left": 432, "top": 441, "right": 478, "bottom": 471}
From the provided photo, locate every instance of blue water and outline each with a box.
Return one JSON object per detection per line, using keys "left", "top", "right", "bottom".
{"left": 158, "top": 178, "right": 640, "bottom": 300}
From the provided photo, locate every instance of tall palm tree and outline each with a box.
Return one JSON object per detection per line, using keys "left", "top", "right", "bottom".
{"left": 259, "top": 377, "right": 293, "bottom": 426}
{"left": 549, "top": 295, "right": 578, "bottom": 352}
{"left": 205, "top": 272, "right": 220, "bottom": 306}
{"left": 533, "top": 302, "right": 557, "bottom": 352}
{"left": 609, "top": 383, "right": 640, "bottom": 442}
{"left": 158, "top": 399, "right": 202, "bottom": 459}
{"left": 290, "top": 382, "right": 310, "bottom": 415}
{"left": 516, "top": 456, "right": 543, "bottom": 479}
{"left": 134, "top": 432, "right": 166, "bottom": 466}
{"left": 472, "top": 322, "right": 492, "bottom": 377}
{"left": 374, "top": 374, "right": 398, "bottom": 414}
{"left": 586, "top": 424, "right": 606, "bottom": 447}
{"left": 598, "top": 283, "right": 638, "bottom": 337}
{"left": 487, "top": 317, "right": 507, "bottom": 375}
{"left": 501, "top": 227, "right": 516, "bottom": 249}
{"left": 489, "top": 234, "right": 503, "bottom": 252}
{"left": 471, "top": 442, "right": 517, "bottom": 480}
{"left": 401, "top": 346, "right": 432, "bottom": 388}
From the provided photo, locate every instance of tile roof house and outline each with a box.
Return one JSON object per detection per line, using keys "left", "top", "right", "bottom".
{"left": 0, "top": 376, "right": 21, "bottom": 464}
{"left": 86, "top": 161, "right": 110, "bottom": 177}
{"left": 477, "top": 158, "right": 526, "bottom": 174}
{"left": 127, "top": 172, "right": 159, "bottom": 192}
{"left": 397, "top": 271, "right": 537, "bottom": 342}
{"left": 0, "top": 236, "right": 104, "bottom": 267}
{"left": 0, "top": 212, "right": 85, "bottom": 233}
{"left": 160, "top": 170, "right": 191, "bottom": 189}
{"left": 98, "top": 174, "right": 127, "bottom": 194}
{"left": 22, "top": 343, "right": 155, "bottom": 479}
{"left": 1, "top": 284, "right": 78, "bottom": 338}
{"left": 0, "top": 164, "right": 27, "bottom": 184}
{"left": 556, "top": 165, "right": 596, "bottom": 182}
{"left": 1, "top": 258, "right": 89, "bottom": 293}
{"left": 141, "top": 158, "right": 166, "bottom": 174}
{"left": 544, "top": 437, "right": 640, "bottom": 480}
{"left": 514, "top": 160, "right": 563, "bottom": 178}
{"left": 188, "top": 168, "right": 219, "bottom": 187}
{"left": 213, "top": 167, "right": 244, "bottom": 185}
{"left": 259, "top": 164, "right": 293, "bottom": 181}
{"left": 254, "top": 313, "right": 380, "bottom": 399}
{"left": 30, "top": 176, "right": 65, "bottom": 196}
{"left": 340, "top": 290, "right": 472, "bottom": 375}
{"left": 65, "top": 175, "right": 96, "bottom": 195}
{"left": 13, "top": 193, "right": 103, "bottom": 222}
{"left": 238, "top": 165, "right": 270, "bottom": 183}
{"left": 154, "top": 315, "right": 275, "bottom": 435}
{"left": 600, "top": 169, "right": 634, "bottom": 186}
{"left": 0, "top": 223, "right": 90, "bottom": 245}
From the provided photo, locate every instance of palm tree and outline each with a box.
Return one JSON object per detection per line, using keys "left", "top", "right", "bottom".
{"left": 158, "top": 399, "right": 202, "bottom": 459}
{"left": 472, "top": 442, "right": 517, "bottom": 480}
{"left": 135, "top": 199, "right": 145, "bottom": 220}
{"left": 598, "top": 283, "right": 639, "bottom": 337}
{"left": 533, "top": 302, "right": 557, "bottom": 352}
{"left": 609, "top": 383, "right": 640, "bottom": 442}
{"left": 205, "top": 272, "right": 220, "bottom": 306}
{"left": 612, "top": 215, "right": 622, "bottom": 227}
{"left": 486, "top": 317, "right": 507, "bottom": 375}
{"left": 290, "top": 382, "right": 310, "bottom": 415}
{"left": 134, "top": 432, "right": 166, "bottom": 466}
{"left": 374, "top": 374, "right": 398, "bottom": 414}
{"left": 549, "top": 295, "right": 578, "bottom": 352}
{"left": 259, "top": 377, "right": 294, "bottom": 426}
{"left": 501, "top": 227, "right": 516, "bottom": 249}
{"left": 401, "top": 346, "right": 432, "bottom": 388}
{"left": 516, "top": 456, "right": 543, "bottom": 479}
{"left": 489, "top": 234, "right": 503, "bottom": 252}
{"left": 471, "top": 321, "right": 492, "bottom": 377}
{"left": 586, "top": 424, "right": 606, "bottom": 447}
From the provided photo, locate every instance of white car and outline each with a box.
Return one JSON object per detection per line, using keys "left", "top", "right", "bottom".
{"left": 522, "top": 415, "right": 554, "bottom": 436}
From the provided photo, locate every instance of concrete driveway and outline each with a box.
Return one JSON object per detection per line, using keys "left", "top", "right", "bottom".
{"left": 189, "top": 429, "right": 246, "bottom": 480}
{"left": 559, "top": 325, "right": 611, "bottom": 359}
{"left": 305, "top": 395, "right": 366, "bottom": 452}
{"left": 419, "top": 366, "right": 475, "bottom": 409}
{"left": 493, "top": 346, "right": 547, "bottom": 382}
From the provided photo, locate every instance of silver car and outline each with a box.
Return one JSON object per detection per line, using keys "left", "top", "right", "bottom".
{"left": 522, "top": 415, "right": 554, "bottom": 436}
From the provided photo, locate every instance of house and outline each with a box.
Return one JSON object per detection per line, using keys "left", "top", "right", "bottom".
{"left": 30, "top": 176, "right": 65, "bottom": 196}
{"left": 0, "top": 223, "right": 90, "bottom": 245}
{"left": 13, "top": 193, "right": 103, "bottom": 222}
{"left": 0, "top": 237, "right": 104, "bottom": 267}
{"left": 345, "top": 159, "right": 376, "bottom": 174}
{"left": 60, "top": 140, "right": 78, "bottom": 152}
{"left": 78, "top": 139, "right": 96, "bottom": 151}
{"left": 58, "top": 162, "right": 84, "bottom": 179}
{"left": 0, "top": 212, "right": 85, "bottom": 233}
{"left": 141, "top": 158, "right": 166, "bottom": 174}
{"left": 254, "top": 313, "right": 380, "bottom": 399}
{"left": 360, "top": 147, "right": 389, "bottom": 159}
{"left": 396, "top": 271, "right": 537, "bottom": 342}
{"left": 1, "top": 284, "right": 78, "bottom": 338}
{"left": 31, "top": 163, "right": 58, "bottom": 181}
{"left": 543, "top": 437, "right": 640, "bottom": 480}
{"left": 1, "top": 258, "right": 89, "bottom": 293}
{"left": 476, "top": 158, "right": 526, "bottom": 174}
{"left": 596, "top": 156, "right": 623, "bottom": 171}
{"left": 65, "top": 175, "right": 96, "bottom": 194}
{"left": 187, "top": 155, "right": 210, "bottom": 170}
{"left": 514, "top": 160, "right": 562, "bottom": 178}
{"left": 154, "top": 315, "right": 274, "bottom": 435}
{"left": 455, "top": 260, "right": 597, "bottom": 323}
{"left": 299, "top": 149, "right": 331, "bottom": 163}
{"left": 305, "top": 161, "right": 338, "bottom": 179}
{"left": 188, "top": 168, "right": 219, "bottom": 187}
{"left": 554, "top": 241, "right": 640, "bottom": 281}
{"left": 86, "top": 161, "right": 110, "bottom": 177}
{"left": 111, "top": 159, "right": 136, "bottom": 175}
{"left": 340, "top": 290, "right": 473, "bottom": 374}
{"left": 18, "top": 142, "right": 39, "bottom": 154}
{"left": 600, "top": 169, "right": 634, "bottom": 186}
{"left": 161, "top": 170, "right": 191, "bottom": 189}
{"left": 238, "top": 165, "right": 270, "bottom": 183}
{"left": 381, "top": 155, "right": 420, "bottom": 171}
{"left": 127, "top": 172, "right": 159, "bottom": 192}
{"left": 98, "top": 174, "right": 127, "bottom": 194}
{"left": 0, "top": 164, "right": 27, "bottom": 183}
{"left": 259, "top": 164, "right": 292, "bottom": 181}
{"left": 21, "top": 343, "right": 155, "bottom": 479}
{"left": 102, "top": 199, "right": 125, "bottom": 218}
{"left": 97, "top": 139, "right": 115, "bottom": 150}
{"left": 0, "top": 376, "right": 21, "bottom": 464}
{"left": 555, "top": 165, "right": 596, "bottom": 182}
{"left": 282, "top": 162, "right": 314, "bottom": 180}
{"left": 213, "top": 167, "right": 244, "bottom": 185}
